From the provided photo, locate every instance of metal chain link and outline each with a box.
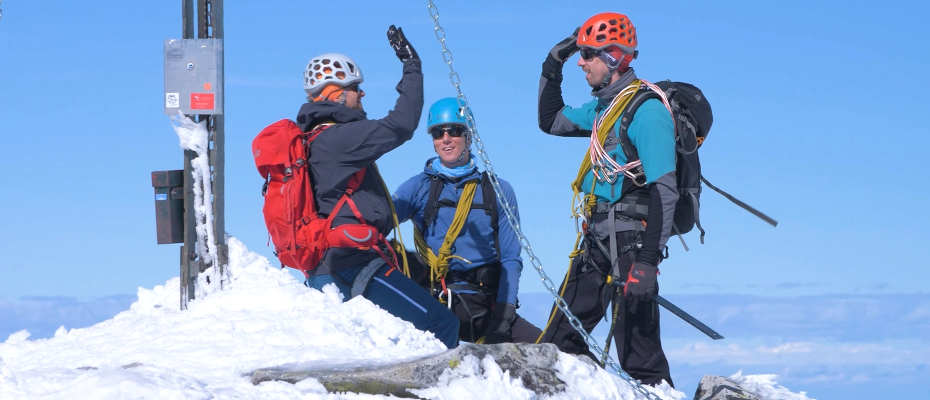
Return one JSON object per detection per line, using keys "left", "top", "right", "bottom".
{"left": 425, "top": 2, "right": 664, "bottom": 399}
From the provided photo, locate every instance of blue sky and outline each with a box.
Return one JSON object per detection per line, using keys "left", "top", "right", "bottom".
{"left": 2, "top": 0, "right": 927, "bottom": 299}
{"left": 1, "top": 0, "right": 929, "bottom": 397}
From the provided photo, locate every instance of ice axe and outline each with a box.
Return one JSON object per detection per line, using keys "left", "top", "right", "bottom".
{"left": 590, "top": 232, "right": 724, "bottom": 340}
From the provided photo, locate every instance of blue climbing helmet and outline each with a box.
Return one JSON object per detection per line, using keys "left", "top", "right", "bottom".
{"left": 427, "top": 97, "right": 473, "bottom": 134}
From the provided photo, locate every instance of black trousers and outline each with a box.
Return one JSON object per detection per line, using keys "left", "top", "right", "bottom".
{"left": 448, "top": 289, "right": 542, "bottom": 344}
{"left": 541, "top": 232, "right": 673, "bottom": 387}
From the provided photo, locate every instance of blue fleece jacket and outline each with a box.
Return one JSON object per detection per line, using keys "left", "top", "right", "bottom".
{"left": 393, "top": 159, "right": 523, "bottom": 305}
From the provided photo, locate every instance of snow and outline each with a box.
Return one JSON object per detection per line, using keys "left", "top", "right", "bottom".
{"left": 0, "top": 237, "right": 814, "bottom": 399}
{"left": 170, "top": 113, "right": 222, "bottom": 285}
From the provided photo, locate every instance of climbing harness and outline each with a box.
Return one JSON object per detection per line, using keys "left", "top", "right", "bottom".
{"left": 426, "top": 2, "right": 664, "bottom": 399}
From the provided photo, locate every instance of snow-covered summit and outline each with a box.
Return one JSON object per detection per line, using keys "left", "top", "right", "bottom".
{"left": 0, "top": 237, "right": 809, "bottom": 399}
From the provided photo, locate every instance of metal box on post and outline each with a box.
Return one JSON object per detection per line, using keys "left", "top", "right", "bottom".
{"left": 164, "top": 39, "right": 224, "bottom": 115}
{"left": 152, "top": 170, "right": 185, "bottom": 244}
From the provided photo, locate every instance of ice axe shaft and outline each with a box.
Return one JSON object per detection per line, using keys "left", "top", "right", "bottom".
{"left": 607, "top": 279, "right": 724, "bottom": 340}
{"left": 588, "top": 234, "right": 724, "bottom": 340}
{"left": 657, "top": 295, "right": 724, "bottom": 340}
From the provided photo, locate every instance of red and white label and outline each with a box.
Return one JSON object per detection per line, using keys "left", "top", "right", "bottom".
{"left": 190, "top": 93, "right": 215, "bottom": 110}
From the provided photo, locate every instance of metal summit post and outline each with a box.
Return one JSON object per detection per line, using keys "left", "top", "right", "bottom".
{"left": 153, "top": 0, "right": 226, "bottom": 310}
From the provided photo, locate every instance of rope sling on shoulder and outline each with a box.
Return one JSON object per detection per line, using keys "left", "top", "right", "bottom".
{"left": 425, "top": 2, "right": 665, "bottom": 399}
{"left": 413, "top": 178, "right": 477, "bottom": 296}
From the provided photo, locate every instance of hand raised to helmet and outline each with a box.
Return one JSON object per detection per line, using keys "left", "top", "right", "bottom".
{"left": 549, "top": 27, "right": 580, "bottom": 63}
{"left": 387, "top": 25, "right": 419, "bottom": 62}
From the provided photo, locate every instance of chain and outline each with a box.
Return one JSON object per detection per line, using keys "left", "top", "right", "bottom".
{"left": 425, "top": 2, "right": 664, "bottom": 399}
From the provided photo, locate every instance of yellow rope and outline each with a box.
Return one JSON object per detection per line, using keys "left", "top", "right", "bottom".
{"left": 413, "top": 179, "right": 478, "bottom": 292}
{"left": 373, "top": 163, "right": 410, "bottom": 277}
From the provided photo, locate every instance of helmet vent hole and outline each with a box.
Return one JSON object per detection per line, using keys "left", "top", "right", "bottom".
{"left": 336, "top": 71, "right": 346, "bottom": 79}
{"left": 597, "top": 23, "right": 607, "bottom": 32}
{"left": 596, "top": 34, "right": 607, "bottom": 43}
{"left": 609, "top": 19, "right": 617, "bottom": 25}
{"left": 333, "top": 61, "right": 342, "bottom": 69}
{"left": 321, "top": 59, "right": 331, "bottom": 65}
{"left": 323, "top": 67, "right": 333, "bottom": 74}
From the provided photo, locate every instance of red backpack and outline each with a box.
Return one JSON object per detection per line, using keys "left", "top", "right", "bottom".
{"left": 252, "top": 119, "right": 393, "bottom": 276}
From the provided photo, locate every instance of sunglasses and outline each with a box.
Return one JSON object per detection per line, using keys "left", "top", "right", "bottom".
{"left": 579, "top": 47, "right": 602, "bottom": 61}
{"left": 345, "top": 84, "right": 362, "bottom": 93}
{"left": 430, "top": 125, "right": 468, "bottom": 139}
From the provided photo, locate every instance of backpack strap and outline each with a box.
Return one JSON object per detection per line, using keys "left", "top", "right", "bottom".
{"left": 480, "top": 171, "right": 502, "bottom": 262}
{"left": 424, "top": 173, "right": 496, "bottom": 227}
{"left": 614, "top": 88, "right": 697, "bottom": 249}
{"left": 615, "top": 88, "right": 661, "bottom": 185}
{"left": 422, "top": 175, "right": 445, "bottom": 229}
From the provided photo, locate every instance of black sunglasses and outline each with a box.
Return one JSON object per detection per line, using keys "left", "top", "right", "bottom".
{"left": 345, "top": 84, "right": 362, "bottom": 93}
{"left": 430, "top": 125, "right": 468, "bottom": 139}
{"left": 579, "top": 47, "right": 602, "bottom": 61}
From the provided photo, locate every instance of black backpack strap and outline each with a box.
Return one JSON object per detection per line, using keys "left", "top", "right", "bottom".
{"left": 422, "top": 175, "right": 444, "bottom": 230}
{"left": 480, "top": 171, "right": 502, "bottom": 262}
{"left": 616, "top": 88, "right": 662, "bottom": 178}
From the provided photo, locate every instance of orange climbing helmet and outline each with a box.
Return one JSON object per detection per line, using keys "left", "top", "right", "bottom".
{"left": 577, "top": 12, "right": 637, "bottom": 55}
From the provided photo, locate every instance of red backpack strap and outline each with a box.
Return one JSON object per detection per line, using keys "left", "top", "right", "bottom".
{"left": 339, "top": 168, "right": 368, "bottom": 222}
{"left": 306, "top": 123, "right": 331, "bottom": 141}
{"left": 346, "top": 168, "right": 366, "bottom": 193}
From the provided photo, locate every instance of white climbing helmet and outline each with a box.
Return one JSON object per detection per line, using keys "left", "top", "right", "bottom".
{"left": 303, "top": 53, "right": 364, "bottom": 97}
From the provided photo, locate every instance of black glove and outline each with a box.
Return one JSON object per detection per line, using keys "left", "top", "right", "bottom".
{"left": 549, "top": 27, "right": 580, "bottom": 63}
{"left": 624, "top": 261, "right": 658, "bottom": 302}
{"left": 387, "top": 25, "right": 418, "bottom": 62}
{"left": 483, "top": 302, "right": 516, "bottom": 344}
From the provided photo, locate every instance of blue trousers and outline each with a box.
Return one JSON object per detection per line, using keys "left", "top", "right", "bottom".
{"left": 306, "top": 262, "right": 459, "bottom": 349}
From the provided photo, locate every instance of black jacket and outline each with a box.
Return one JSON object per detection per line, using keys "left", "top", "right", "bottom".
{"left": 295, "top": 59, "right": 423, "bottom": 274}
